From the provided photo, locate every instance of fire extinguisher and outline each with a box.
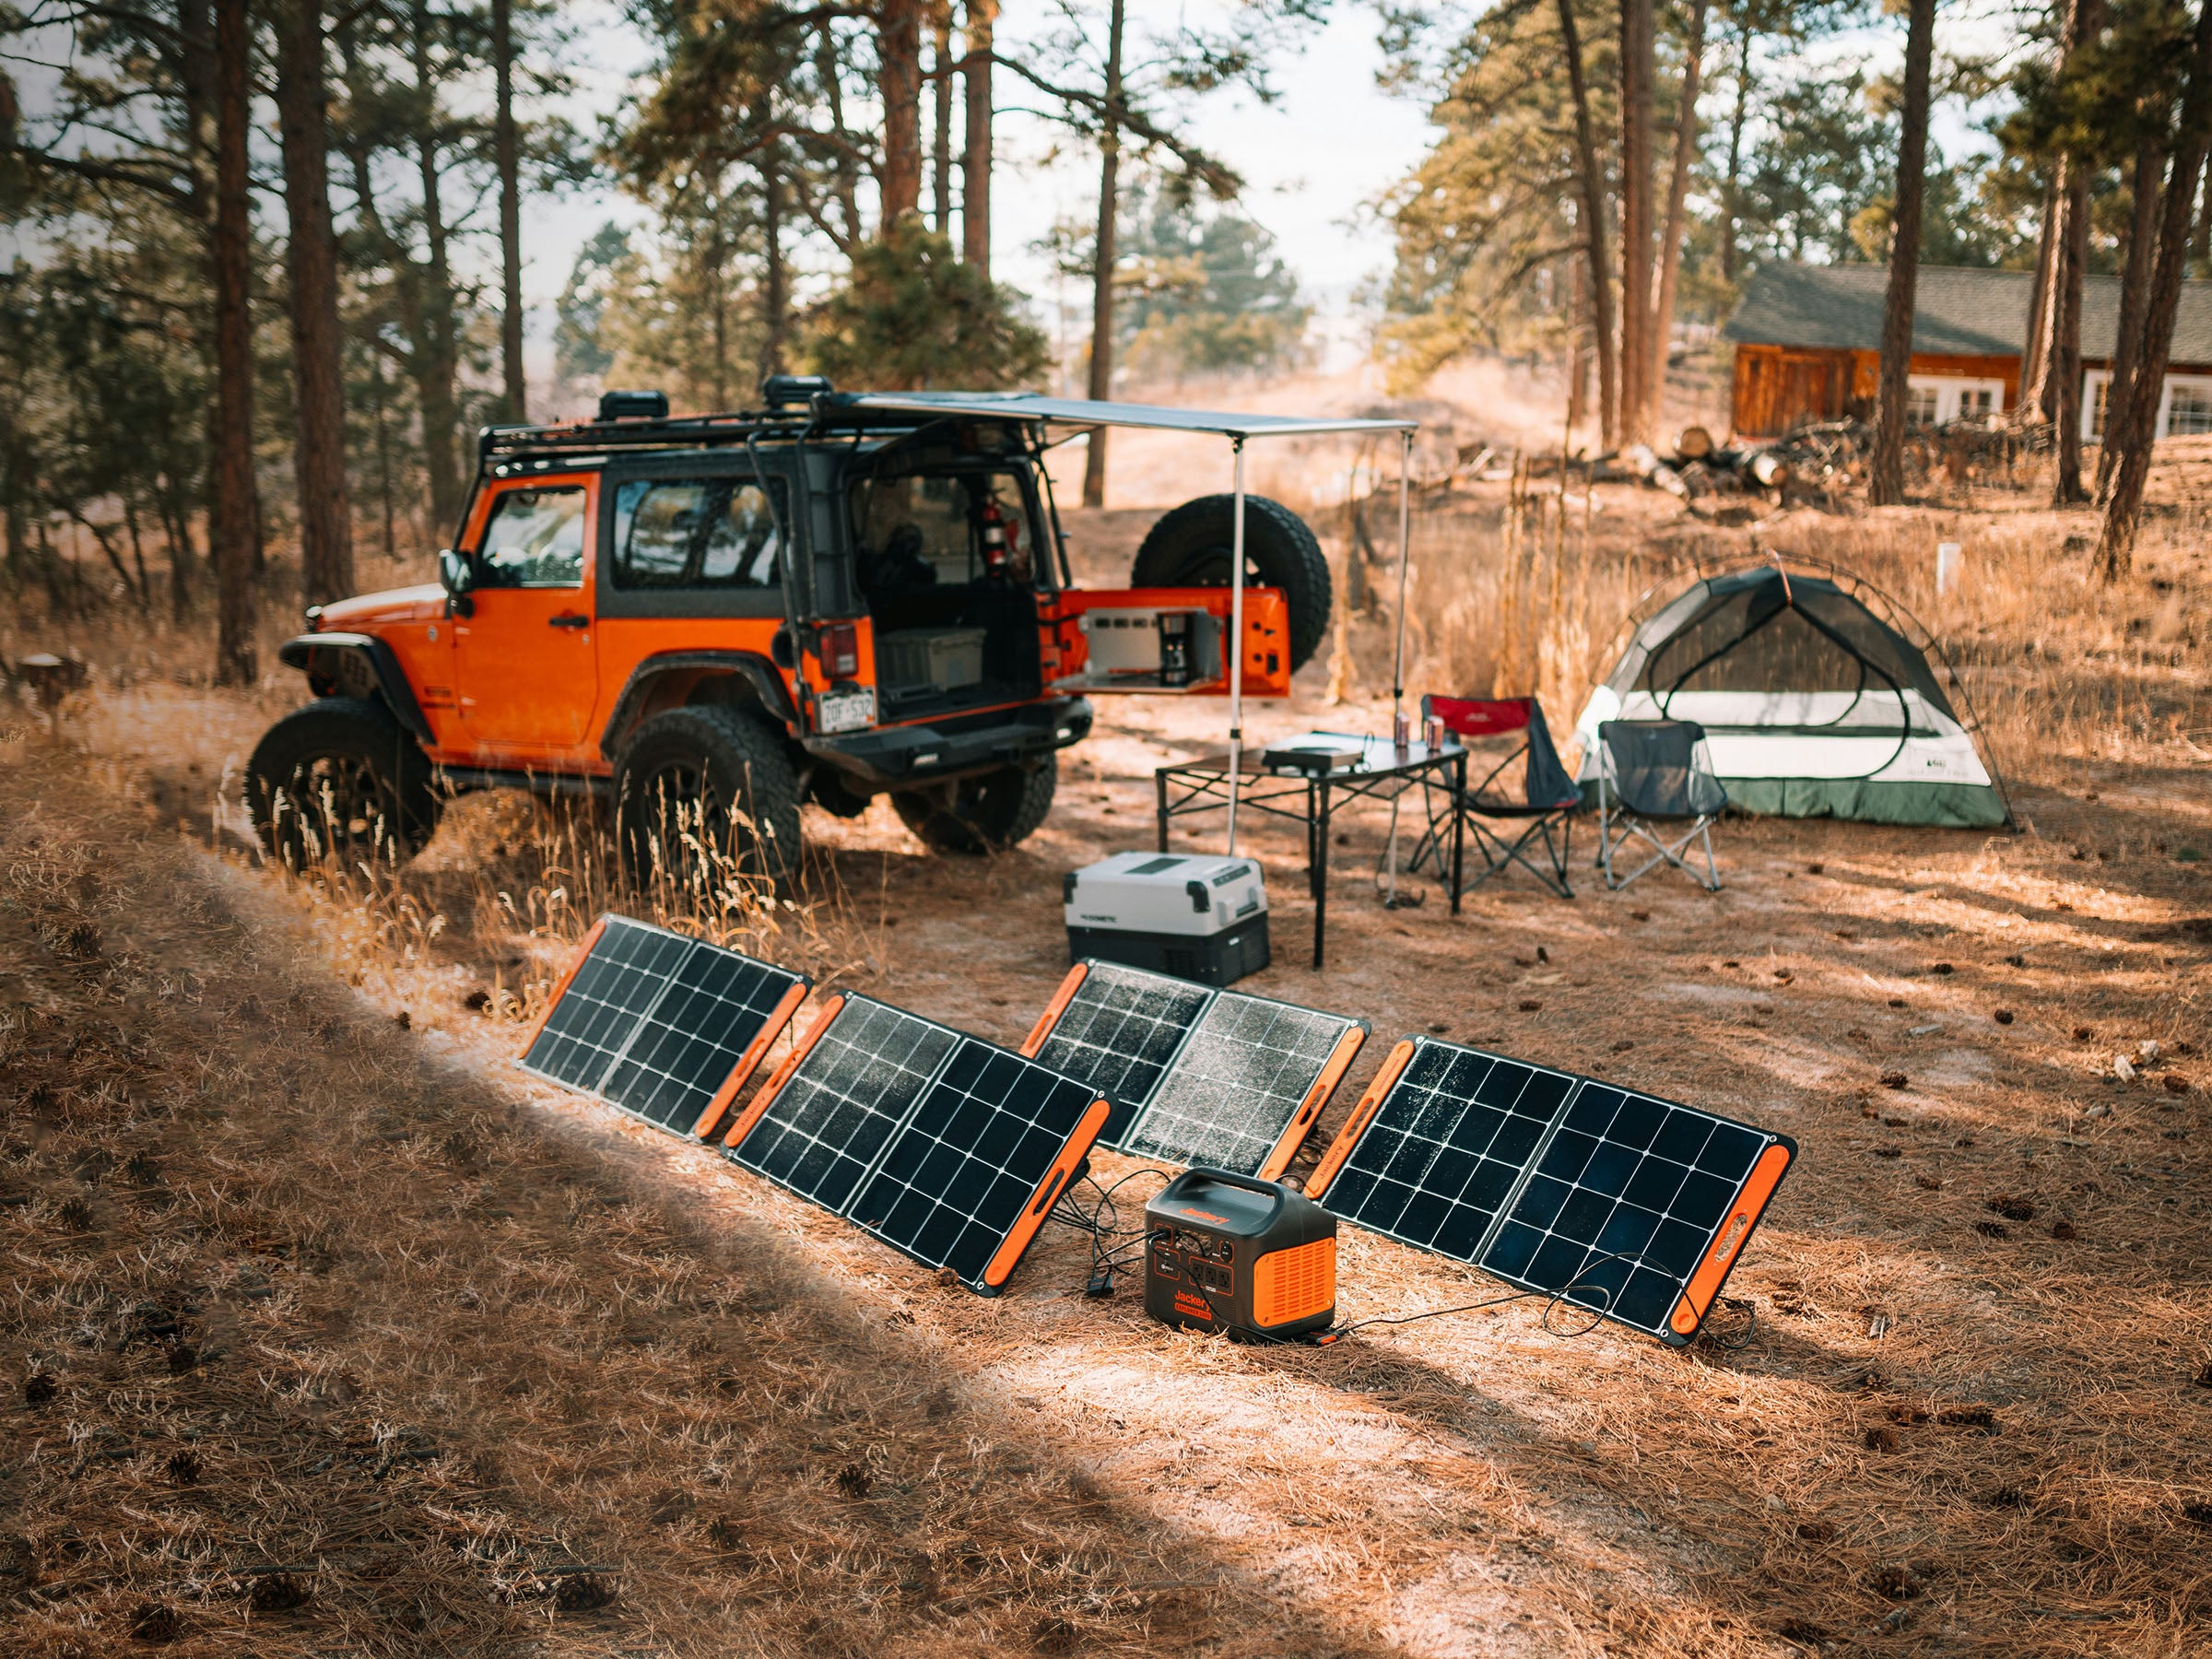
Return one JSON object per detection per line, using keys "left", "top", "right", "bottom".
{"left": 980, "top": 499, "right": 1008, "bottom": 575}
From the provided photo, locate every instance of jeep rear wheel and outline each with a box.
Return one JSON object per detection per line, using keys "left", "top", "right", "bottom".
{"left": 1130, "top": 493, "right": 1332, "bottom": 670}
{"left": 245, "top": 697, "right": 441, "bottom": 869}
{"left": 615, "top": 705, "right": 803, "bottom": 892}
{"left": 892, "top": 756, "right": 1056, "bottom": 855}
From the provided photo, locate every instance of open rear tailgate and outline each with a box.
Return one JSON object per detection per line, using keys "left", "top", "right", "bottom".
{"left": 1039, "top": 586, "right": 1292, "bottom": 698}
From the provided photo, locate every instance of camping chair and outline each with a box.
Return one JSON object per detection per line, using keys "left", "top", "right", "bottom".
{"left": 1594, "top": 719, "right": 1728, "bottom": 892}
{"left": 1406, "top": 695, "right": 1583, "bottom": 899}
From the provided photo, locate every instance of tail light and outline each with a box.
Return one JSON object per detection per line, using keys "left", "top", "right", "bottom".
{"left": 818, "top": 622, "right": 860, "bottom": 679}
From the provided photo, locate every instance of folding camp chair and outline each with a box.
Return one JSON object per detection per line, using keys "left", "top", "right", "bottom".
{"left": 1406, "top": 695, "right": 1583, "bottom": 899}
{"left": 1594, "top": 719, "right": 1728, "bottom": 892}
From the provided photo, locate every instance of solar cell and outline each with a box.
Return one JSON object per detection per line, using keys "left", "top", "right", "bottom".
{"left": 1308, "top": 1038, "right": 1794, "bottom": 1344}
{"left": 724, "top": 994, "right": 1111, "bottom": 1294}
{"left": 517, "top": 915, "right": 810, "bottom": 1139}
{"left": 1022, "top": 961, "right": 1365, "bottom": 1179}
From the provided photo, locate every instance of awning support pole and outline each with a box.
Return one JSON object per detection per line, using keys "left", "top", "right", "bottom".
{"left": 1382, "top": 429, "right": 1414, "bottom": 906}
{"left": 1227, "top": 436, "right": 1247, "bottom": 855}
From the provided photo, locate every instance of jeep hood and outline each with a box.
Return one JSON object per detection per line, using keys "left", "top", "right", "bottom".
{"left": 316, "top": 583, "right": 447, "bottom": 629}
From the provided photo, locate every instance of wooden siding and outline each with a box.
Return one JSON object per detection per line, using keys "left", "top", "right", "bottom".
{"left": 1731, "top": 345, "right": 2022, "bottom": 438}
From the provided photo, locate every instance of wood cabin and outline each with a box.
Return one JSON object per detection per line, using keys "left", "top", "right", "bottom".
{"left": 1724, "top": 262, "right": 2212, "bottom": 441}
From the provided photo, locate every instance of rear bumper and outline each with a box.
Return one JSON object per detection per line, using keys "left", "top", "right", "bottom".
{"left": 806, "top": 696, "right": 1093, "bottom": 790}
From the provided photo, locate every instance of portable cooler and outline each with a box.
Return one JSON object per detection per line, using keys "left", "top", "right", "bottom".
{"left": 1145, "top": 1168, "right": 1336, "bottom": 1340}
{"left": 1062, "top": 852, "right": 1269, "bottom": 987}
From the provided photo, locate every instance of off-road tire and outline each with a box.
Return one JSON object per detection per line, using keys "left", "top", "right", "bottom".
{"left": 614, "top": 705, "right": 804, "bottom": 892}
{"left": 245, "top": 697, "right": 441, "bottom": 869}
{"left": 1130, "top": 493, "right": 1332, "bottom": 671}
{"left": 891, "top": 755, "right": 1056, "bottom": 855}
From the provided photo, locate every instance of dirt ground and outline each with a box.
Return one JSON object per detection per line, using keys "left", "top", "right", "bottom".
{"left": 6, "top": 484, "right": 2212, "bottom": 1657}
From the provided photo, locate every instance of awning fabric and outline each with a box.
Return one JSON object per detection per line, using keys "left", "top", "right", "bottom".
{"left": 835, "top": 392, "right": 1417, "bottom": 441}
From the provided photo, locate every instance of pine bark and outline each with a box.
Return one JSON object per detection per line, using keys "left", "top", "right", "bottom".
{"left": 1556, "top": 0, "right": 1617, "bottom": 447}
{"left": 1650, "top": 0, "right": 1708, "bottom": 444}
{"left": 962, "top": 0, "right": 994, "bottom": 274}
{"left": 879, "top": 0, "right": 924, "bottom": 224}
{"left": 1720, "top": 18, "right": 1751, "bottom": 288}
{"left": 212, "top": 0, "right": 258, "bottom": 685}
{"left": 276, "top": 0, "right": 354, "bottom": 606}
{"left": 2099, "top": 138, "right": 2163, "bottom": 500}
{"left": 931, "top": 3, "right": 954, "bottom": 231}
{"left": 1081, "top": 0, "right": 1126, "bottom": 509}
{"left": 1868, "top": 0, "right": 1935, "bottom": 507}
{"left": 492, "top": 0, "right": 525, "bottom": 421}
{"left": 409, "top": 0, "right": 464, "bottom": 531}
{"left": 2098, "top": 0, "right": 2212, "bottom": 578}
{"left": 761, "top": 131, "right": 788, "bottom": 379}
{"left": 1618, "top": 0, "right": 1656, "bottom": 443}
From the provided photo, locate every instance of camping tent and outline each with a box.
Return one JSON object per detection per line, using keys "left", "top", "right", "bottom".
{"left": 1571, "top": 563, "right": 2008, "bottom": 828}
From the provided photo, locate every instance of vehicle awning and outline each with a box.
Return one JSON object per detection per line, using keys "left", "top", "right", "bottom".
{"left": 835, "top": 392, "right": 1417, "bottom": 441}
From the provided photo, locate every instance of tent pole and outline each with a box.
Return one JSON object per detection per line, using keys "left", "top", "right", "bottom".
{"left": 1227, "top": 436, "right": 1246, "bottom": 855}
{"left": 1382, "top": 429, "right": 1413, "bottom": 904}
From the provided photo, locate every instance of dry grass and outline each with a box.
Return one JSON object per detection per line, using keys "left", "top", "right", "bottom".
{"left": 5, "top": 425, "right": 2212, "bottom": 1656}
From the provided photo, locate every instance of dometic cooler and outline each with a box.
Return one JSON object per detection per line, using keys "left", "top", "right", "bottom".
{"left": 1063, "top": 852, "right": 1270, "bottom": 987}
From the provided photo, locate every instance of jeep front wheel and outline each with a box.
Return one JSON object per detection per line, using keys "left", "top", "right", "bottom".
{"left": 614, "top": 706, "right": 803, "bottom": 892}
{"left": 891, "top": 756, "right": 1056, "bottom": 855}
{"left": 244, "top": 697, "right": 441, "bottom": 869}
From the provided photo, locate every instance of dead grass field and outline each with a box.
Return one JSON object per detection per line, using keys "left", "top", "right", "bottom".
{"left": 4, "top": 443, "right": 2212, "bottom": 1657}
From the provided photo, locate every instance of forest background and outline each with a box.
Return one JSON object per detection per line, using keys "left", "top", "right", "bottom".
{"left": 1, "top": 0, "right": 2203, "bottom": 679}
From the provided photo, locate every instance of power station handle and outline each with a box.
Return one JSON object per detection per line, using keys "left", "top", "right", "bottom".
{"left": 1178, "top": 1165, "right": 1287, "bottom": 1225}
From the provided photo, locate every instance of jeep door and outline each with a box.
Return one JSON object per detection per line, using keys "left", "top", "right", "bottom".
{"left": 452, "top": 475, "right": 600, "bottom": 754}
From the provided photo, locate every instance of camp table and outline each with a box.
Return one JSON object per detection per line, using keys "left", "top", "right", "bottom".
{"left": 1154, "top": 733, "right": 1466, "bottom": 969}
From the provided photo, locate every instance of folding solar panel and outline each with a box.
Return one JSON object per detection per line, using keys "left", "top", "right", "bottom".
{"left": 721, "top": 994, "right": 1110, "bottom": 1294}
{"left": 1307, "top": 1038, "right": 1794, "bottom": 1345}
{"left": 519, "top": 915, "right": 811, "bottom": 1139}
{"left": 1022, "top": 960, "right": 1367, "bottom": 1180}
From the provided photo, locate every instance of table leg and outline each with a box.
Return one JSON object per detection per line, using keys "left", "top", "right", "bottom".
{"left": 1450, "top": 753, "right": 1466, "bottom": 916}
{"left": 1312, "top": 781, "right": 1332, "bottom": 970}
{"left": 1155, "top": 771, "right": 1169, "bottom": 853}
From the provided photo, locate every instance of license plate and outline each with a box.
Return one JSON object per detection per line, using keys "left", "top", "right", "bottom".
{"left": 815, "top": 688, "right": 877, "bottom": 734}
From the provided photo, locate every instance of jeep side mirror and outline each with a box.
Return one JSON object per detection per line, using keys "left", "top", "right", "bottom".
{"left": 437, "top": 548, "right": 475, "bottom": 617}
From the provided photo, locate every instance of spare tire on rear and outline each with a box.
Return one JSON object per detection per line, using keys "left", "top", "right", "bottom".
{"left": 1130, "top": 493, "right": 1331, "bottom": 671}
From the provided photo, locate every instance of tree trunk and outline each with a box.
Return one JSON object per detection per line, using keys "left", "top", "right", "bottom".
{"left": 276, "top": 0, "right": 355, "bottom": 606}
{"left": 1081, "top": 0, "right": 1126, "bottom": 509}
{"left": 962, "top": 0, "right": 994, "bottom": 274}
{"left": 2098, "top": 0, "right": 2212, "bottom": 579}
{"left": 879, "top": 0, "right": 924, "bottom": 225}
{"left": 1868, "top": 0, "right": 1935, "bottom": 508}
{"left": 1556, "top": 0, "right": 1617, "bottom": 447}
{"left": 410, "top": 0, "right": 464, "bottom": 533}
{"left": 1618, "top": 0, "right": 1656, "bottom": 443}
{"left": 2099, "top": 137, "right": 2163, "bottom": 500}
{"left": 2193, "top": 160, "right": 2212, "bottom": 273}
{"left": 761, "top": 133, "right": 788, "bottom": 379}
{"left": 2050, "top": 147, "right": 2096, "bottom": 500}
{"left": 931, "top": 2, "right": 953, "bottom": 232}
{"left": 2019, "top": 171, "right": 2061, "bottom": 407}
{"left": 1720, "top": 18, "right": 1751, "bottom": 288}
{"left": 492, "top": 0, "right": 525, "bottom": 422}
{"left": 1650, "top": 0, "right": 1708, "bottom": 441}
{"left": 820, "top": 24, "right": 863, "bottom": 247}
{"left": 211, "top": 0, "right": 258, "bottom": 685}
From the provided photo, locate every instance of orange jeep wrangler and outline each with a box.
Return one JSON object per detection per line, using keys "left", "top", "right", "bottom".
{"left": 246, "top": 380, "right": 1331, "bottom": 883}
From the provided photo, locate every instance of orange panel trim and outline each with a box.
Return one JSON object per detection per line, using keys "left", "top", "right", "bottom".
{"left": 1669, "top": 1142, "right": 1794, "bottom": 1337}
{"left": 720, "top": 993, "right": 845, "bottom": 1149}
{"left": 688, "top": 980, "right": 810, "bottom": 1140}
{"left": 1303, "top": 1039, "right": 1415, "bottom": 1197}
{"left": 518, "top": 915, "right": 608, "bottom": 1060}
{"left": 1020, "top": 962, "right": 1089, "bottom": 1058}
{"left": 1257, "top": 1026, "right": 1369, "bottom": 1182}
{"left": 982, "top": 1095, "right": 1112, "bottom": 1289}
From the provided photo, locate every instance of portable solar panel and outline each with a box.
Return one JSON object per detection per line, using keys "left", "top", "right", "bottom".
{"left": 1307, "top": 1038, "right": 1794, "bottom": 1345}
{"left": 518, "top": 915, "right": 811, "bottom": 1139}
{"left": 1021, "top": 960, "right": 1366, "bottom": 1180}
{"left": 721, "top": 994, "right": 1110, "bottom": 1294}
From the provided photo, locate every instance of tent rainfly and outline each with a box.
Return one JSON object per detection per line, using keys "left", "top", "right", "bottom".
{"left": 1571, "top": 564, "right": 2008, "bottom": 829}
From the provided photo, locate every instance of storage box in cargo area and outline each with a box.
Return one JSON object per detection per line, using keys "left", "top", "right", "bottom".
{"left": 877, "top": 626, "right": 987, "bottom": 692}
